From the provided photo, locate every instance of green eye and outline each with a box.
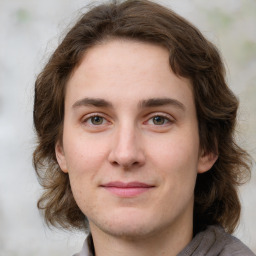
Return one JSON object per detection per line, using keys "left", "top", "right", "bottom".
{"left": 90, "top": 116, "right": 104, "bottom": 125}
{"left": 152, "top": 116, "right": 166, "bottom": 125}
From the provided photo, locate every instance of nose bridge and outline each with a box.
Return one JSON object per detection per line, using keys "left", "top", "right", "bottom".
{"left": 109, "top": 121, "right": 145, "bottom": 168}
{"left": 117, "top": 122, "right": 136, "bottom": 152}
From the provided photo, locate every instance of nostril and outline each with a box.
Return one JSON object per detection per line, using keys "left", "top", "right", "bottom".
{"left": 111, "top": 161, "right": 119, "bottom": 167}
{"left": 107, "top": 136, "right": 146, "bottom": 168}
{"left": 110, "top": 158, "right": 142, "bottom": 169}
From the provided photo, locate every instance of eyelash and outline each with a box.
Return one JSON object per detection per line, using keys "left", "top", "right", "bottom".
{"left": 82, "top": 113, "right": 110, "bottom": 126}
{"left": 144, "top": 113, "right": 174, "bottom": 126}
{"left": 81, "top": 113, "right": 174, "bottom": 128}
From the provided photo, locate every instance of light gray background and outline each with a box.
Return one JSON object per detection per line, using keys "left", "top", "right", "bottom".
{"left": 0, "top": 0, "right": 255, "bottom": 255}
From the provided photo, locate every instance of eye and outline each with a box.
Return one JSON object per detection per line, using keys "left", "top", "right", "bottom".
{"left": 147, "top": 115, "right": 171, "bottom": 125}
{"left": 90, "top": 116, "right": 104, "bottom": 125}
{"left": 83, "top": 115, "right": 108, "bottom": 126}
{"left": 152, "top": 116, "right": 168, "bottom": 125}
{"left": 144, "top": 114, "right": 174, "bottom": 131}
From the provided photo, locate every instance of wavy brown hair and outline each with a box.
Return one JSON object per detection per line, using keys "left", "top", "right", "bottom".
{"left": 33, "top": 0, "right": 251, "bottom": 233}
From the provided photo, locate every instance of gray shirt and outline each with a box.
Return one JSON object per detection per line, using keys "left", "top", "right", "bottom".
{"left": 74, "top": 225, "right": 255, "bottom": 256}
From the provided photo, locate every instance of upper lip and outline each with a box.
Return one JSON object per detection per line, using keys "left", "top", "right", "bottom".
{"left": 101, "top": 181, "right": 154, "bottom": 188}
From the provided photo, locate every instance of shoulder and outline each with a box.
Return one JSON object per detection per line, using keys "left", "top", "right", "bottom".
{"left": 178, "top": 225, "right": 255, "bottom": 256}
{"left": 212, "top": 226, "right": 255, "bottom": 256}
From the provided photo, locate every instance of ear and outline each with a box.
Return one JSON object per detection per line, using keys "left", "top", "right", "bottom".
{"left": 197, "top": 151, "right": 218, "bottom": 174}
{"left": 55, "top": 141, "right": 68, "bottom": 173}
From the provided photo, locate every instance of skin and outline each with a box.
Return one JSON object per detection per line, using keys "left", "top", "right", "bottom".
{"left": 56, "top": 40, "right": 217, "bottom": 256}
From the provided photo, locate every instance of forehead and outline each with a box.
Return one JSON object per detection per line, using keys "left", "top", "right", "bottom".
{"left": 71, "top": 39, "right": 171, "bottom": 83}
{"left": 66, "top": 39, "right": 194, "bottom": 109}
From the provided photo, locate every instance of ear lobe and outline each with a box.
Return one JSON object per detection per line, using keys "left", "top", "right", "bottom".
{"left": 55, "top": 141, "right": 68, "bottom": 173}
{"left": 198, "top": 151, "right": 218, "bottom": 174}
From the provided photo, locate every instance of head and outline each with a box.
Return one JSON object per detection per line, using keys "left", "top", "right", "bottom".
{"left": 33, "top": 0, "right": 251, "bottom": 235}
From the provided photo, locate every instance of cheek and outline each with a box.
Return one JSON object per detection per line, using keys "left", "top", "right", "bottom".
{"left": 63, "top": 137, "right": 107, "bottom": 211}
{"left": 63, "top": 131, "right": 109, "bottom": 175}
{"left": 147, "top": 130, "right": 199, "bottom": 194}
{"left": 148, "top": 132, "right": 199, "bottom": 170}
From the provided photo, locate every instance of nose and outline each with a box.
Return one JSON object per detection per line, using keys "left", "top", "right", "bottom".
{"left": 108, "top": 124, "right": 146, "bottom": 169}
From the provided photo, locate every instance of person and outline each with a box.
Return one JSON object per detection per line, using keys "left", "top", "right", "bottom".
{"left": 33, "top": 0, "right": 255, "bottom": 255}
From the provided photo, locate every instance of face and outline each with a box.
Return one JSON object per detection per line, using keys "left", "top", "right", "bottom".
{"left": 56, "top": 40, "right": 216, "bottom": 239}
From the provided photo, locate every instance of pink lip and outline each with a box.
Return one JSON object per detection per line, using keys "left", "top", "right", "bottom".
{"left": 101, "top": 181, "right": 154, "bottom": 197}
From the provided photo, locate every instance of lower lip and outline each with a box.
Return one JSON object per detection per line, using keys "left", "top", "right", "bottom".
{"left": 103, "top": 187, "right": 153, "bottom": 197}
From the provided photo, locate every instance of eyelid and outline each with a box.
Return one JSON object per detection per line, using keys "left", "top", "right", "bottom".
{"left": 146, "top": 112, "right": 175, "bottom": 121}
{"left": 82, "top": 112, "right": 111, "bottom": 125}
{"left": 81, "top": 111, "right": 175, "bottom": 126}
{"left": 143, "top": 112, "right": 175, "bottom": 127}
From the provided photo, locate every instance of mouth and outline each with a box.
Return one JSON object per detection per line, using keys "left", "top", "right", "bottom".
{"left": 100, "top": 181, "right": 155, "bottom": 197}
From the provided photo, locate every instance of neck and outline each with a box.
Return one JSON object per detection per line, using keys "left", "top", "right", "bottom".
{"left": 90, "top": 220, "right": 193, "bottom": 256}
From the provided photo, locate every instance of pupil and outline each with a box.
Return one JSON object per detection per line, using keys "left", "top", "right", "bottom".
{"left": 92, "top": 116, "right": 102, "bottom": 124}
{"left": 153, "top": 116, "right": 164, "bottom": 125}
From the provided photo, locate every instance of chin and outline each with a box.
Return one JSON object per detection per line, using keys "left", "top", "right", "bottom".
{"left": 90, "top": 210, "right": 165, "bottom": 240}
{"left": 101, "top": 222, "right": 154, "bottom": 240}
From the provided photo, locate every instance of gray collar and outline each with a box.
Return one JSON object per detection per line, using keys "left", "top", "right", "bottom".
{"left": 73, "top": 225, "right": 255, "bottom": 256}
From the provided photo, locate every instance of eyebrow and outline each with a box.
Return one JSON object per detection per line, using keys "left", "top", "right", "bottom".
{"left": 72, "top": 97, "right": 185, "bottom": 111}
{"left": 72, "top": 98, "right": 113, "bottom": 109}
{"left": 139, "top": 98, "right": 186, "bottom": 111}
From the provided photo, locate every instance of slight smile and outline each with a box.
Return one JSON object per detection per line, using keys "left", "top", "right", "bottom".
{"left": 100, "top": 181, "right": 155, "bottom": 197}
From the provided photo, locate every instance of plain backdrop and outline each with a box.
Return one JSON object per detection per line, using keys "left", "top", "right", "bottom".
{"left": 0, "top": 0, "right": 255, "bottom": 255}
